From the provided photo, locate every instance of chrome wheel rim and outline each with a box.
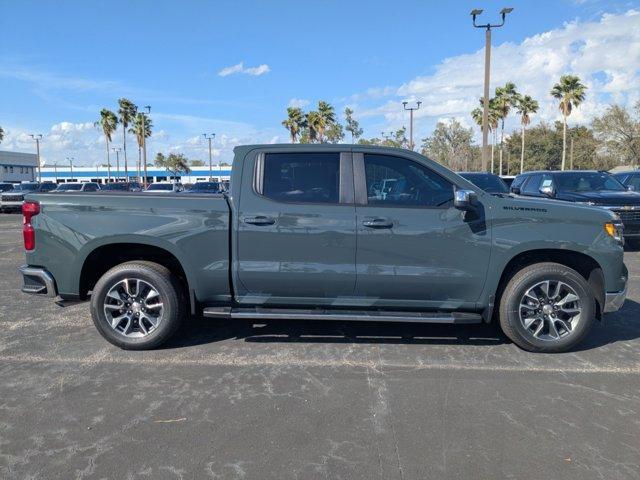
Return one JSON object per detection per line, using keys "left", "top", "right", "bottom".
{"left": 518, "top": 280, "right": 581, "bottom": 342}
{"left": 103, "top": 278, "right": 164, "bottom": 338}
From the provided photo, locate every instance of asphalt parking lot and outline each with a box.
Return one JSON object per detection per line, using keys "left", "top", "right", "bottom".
{"left": 1, "top": 214, "right": 640, "bottom": 479}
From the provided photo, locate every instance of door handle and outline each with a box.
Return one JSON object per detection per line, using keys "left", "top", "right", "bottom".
{"left": 244, "top": 216, "right": 276, "bottom": 226}
{"left": 362, "top": 218, "right": 393, "bottom": 229}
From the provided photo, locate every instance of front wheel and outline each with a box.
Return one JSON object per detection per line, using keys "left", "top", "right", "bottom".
{"left": 90, "top": 261, "right": 185, "bottom": 350}
{"left": 499, "top": 262, "right": 595, "bottom": 353}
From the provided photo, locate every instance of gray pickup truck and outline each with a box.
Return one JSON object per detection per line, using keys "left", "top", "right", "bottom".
{"left": 19, "top": 145, "right": 628, "bottom": 352}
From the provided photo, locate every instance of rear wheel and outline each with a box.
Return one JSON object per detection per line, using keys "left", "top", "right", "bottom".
{"left": 499, "top": 262, "right": 595, "bottom": 353}
{"left": 90, "top": 261, "right": 185, "bottom": 349}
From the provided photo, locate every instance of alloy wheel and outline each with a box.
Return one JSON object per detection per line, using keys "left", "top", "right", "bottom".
{"left": 103, "top": 278, "right": 164, "bottom": 338}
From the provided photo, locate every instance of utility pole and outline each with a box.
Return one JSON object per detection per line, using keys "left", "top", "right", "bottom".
{"left": 471, "top": 7, "right": 513, "bottom": 172}
{"left": 30, "top": 134, "right": 43, "bottom": 182}
{"left": 203, "top": 133, "right": 216, "bottom": 181}
{"left": 141, "top": 106, "right": 151, "bottom": 188}
{"left": 402, "top": 101, "right": 421, "bottom": 151}
{"left": 112, "top": 147, "right": 121, "bottom": 179}
{"left": 53, "top": 162, "right": 58, "bottom": 182}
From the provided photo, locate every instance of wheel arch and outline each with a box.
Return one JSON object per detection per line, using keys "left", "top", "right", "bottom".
{"left": 493, "top": 249, "right": 605, "bottom": 321}
{"left": 78, "top": 240, "right": 194, "bottom": 304}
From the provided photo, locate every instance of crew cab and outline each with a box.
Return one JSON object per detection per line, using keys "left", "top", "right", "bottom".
{"left": 19, "top": 145, "right": 628, "bottom": 353}
{"left": 511, "top": 170, "right": 640, "bottom": 240}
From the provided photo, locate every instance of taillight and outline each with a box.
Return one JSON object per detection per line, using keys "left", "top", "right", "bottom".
{"left": 22, "top": 201, "right": 40, "bottom": 251}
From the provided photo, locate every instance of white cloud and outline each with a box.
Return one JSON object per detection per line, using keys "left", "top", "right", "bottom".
{"left": 218, "top": 62, "right": 270, "bottom": 77}
{"left": 287, "top": 98, "right": 310, "bottom": 108}
{"left": 355, "top": 10, "right": 640, "bottom": 140}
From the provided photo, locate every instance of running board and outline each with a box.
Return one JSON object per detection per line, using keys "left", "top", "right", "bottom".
{"left": 202, "top": 307, "right": 482, "bottom": 324}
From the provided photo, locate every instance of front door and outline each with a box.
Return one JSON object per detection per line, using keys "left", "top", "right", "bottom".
{"left": 235, "top": 149, "right": 357, "bottom": 306}
{"left": 353, "top": 152, "right": 492, "bottom": 310}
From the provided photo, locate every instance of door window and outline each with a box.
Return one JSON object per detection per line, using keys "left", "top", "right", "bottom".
{"left": 363, "top": 154, "right": 453, "bottom": 207}
{"left": 262, "top": 153, "right": 340, "bottom": 204}
{"left": 627, "top": 175, "right": 640, "bottom": 191}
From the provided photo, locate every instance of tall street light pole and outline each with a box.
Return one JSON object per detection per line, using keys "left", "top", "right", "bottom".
{"left": 203, "top": 133, "right": 216, "bottom": 181}
{"left": 112, "top": 147, "right": 121, "bottom": 179}
{"left": 402, "top": 101, "right": 422, "bottom": 151}
{"left": 30, "top": 134, "right": 43, "bottom": 182}
{"left": 141, "top": 106, "right": 151, "bottom": 188}
{"left": 471, "top": 7, "right": 513, "bottom": 172}
{"left": 53, "top": 162, "right": 58, "bottom": 182}
{"left": 66, "top": 157, "right": 74, "bottom": 182}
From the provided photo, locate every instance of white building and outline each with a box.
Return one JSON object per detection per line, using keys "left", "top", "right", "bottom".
{"left": 39, "top": 165, "right": 232, "bottom": 184}
{"left": 0, "top": 150, "right": 38, "bottom": 183}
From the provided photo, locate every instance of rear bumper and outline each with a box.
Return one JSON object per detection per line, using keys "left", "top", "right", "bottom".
{"left": 19, "top": 265, "right": 58, "bottom": 297}
{"left": 604, "top": 283, "right": 627, "bottom": 313}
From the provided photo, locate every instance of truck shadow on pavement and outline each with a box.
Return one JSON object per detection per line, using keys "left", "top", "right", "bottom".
{"left": 163, "top": 299, "right": 640, "bottom": 351}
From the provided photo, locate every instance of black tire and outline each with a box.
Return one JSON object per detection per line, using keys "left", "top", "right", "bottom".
{"left": 499, "top": 262, "right": 595, "bottom": 353}
{"left": 90, "top": 261, "right": 185, "bottom": 350}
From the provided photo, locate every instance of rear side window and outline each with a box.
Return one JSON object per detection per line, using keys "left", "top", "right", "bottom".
{"left": 364, "top": 154, "right": 453, "bottom": 207}
{"left": 262, "top": 153, "right": 340, "bottom": 204}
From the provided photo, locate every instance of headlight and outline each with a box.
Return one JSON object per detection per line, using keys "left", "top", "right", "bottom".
{"left": 605, "top": 222, "right": 624, "bottom": 245}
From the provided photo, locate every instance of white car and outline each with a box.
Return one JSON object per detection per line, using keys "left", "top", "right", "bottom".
{"left": 53, "top": 182, "right": 101, "bottom": 192}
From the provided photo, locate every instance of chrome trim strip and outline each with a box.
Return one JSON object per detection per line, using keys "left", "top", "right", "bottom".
{"left": 19, "top": 265, "right": 58, "bottom": 297}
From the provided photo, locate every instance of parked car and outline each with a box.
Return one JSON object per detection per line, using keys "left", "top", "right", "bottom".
{"left": 53, "top": 182, "right": 101, "bottom": 192}
{"left": 0, "top": 182, "right": 15, "bottom": 193}
{"left": 613, "top": 171, "right": 640, "bottom": 191}
{"left": 19, "top": 145, "right": 627, "bottom": 353}
{"left": 458, "top": 172, "right": 509, "bottom": 194}
{"left": 511, "top": 170, "right": 640, "bottom": 240}
{"left": 184, "top": 181, "right": 224, "bottom": 194}
{"left": 1, "top": 182, "right": 55, "bottom": 212}
{"left": 101, "top": 181, "right": 143, "bottom": 192}
{"left": 144, "top": 182, "right": 184, "bottom": 193}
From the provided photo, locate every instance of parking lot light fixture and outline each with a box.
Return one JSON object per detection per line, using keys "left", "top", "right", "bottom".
{"left": 112, "top": 147, "right": 121, "bottom": 178}
{"left": 30, "top": 134, "right": 43, "bottom": 182}
{"left": 203, "top": 133, "right": 216, "bottom": 181}
{"left": 471, "top": 7, "right": 514, "bottom": 172}
{"left": 66, "top": 157, "right": 74, "bottom": 181}
{"left": 402, "top": 101, "right": 422, "bottom": 151}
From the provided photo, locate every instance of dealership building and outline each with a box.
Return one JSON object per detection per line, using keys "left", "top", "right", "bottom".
{"left": 0, "top": 150, "right": 38, "bottom": 183}
{"left": 39, "top": 165, "right": 232, "bottom": 184}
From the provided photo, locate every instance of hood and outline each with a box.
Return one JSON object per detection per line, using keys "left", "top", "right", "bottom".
{"left": 499, "top": 194, "right": 616, "bottom": 222}
{"left": 556, "top": 190, "right": 640, "bottom": 206}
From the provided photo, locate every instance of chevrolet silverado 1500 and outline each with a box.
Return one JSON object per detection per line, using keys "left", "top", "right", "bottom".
{"left": 19, "top": 145, "right": 628, "bottom": 352}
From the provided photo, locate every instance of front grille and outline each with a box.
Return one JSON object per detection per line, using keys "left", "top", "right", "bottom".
{"left": 1, "top": 195, "right": 24, "bottom": 202}
{"left": 613, "top": 210, "right": 640, "bottom": 223}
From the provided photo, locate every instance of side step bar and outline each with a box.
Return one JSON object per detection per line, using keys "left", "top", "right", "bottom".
{"left": 202, "top": 307, "right": 482, "bottom": 324}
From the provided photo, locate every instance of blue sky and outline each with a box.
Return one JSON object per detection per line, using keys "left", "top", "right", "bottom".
{"left": 1, "top": 0, "right": 639, "bottom": 165}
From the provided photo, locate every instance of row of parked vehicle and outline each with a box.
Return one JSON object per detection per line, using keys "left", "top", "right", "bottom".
{"left": 459, "top": 169, "right": 640, "bottom": 244}
{"left": 0, "top": 180, "right": 227, "bottom": 212}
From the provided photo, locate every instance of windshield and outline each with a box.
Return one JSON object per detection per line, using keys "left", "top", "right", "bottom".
{"left": 0, "top": 183, "right": 14, "bottom": 192}
{"left": 12, "top": 184, "right": 39, "bottom": 192}
{"left": 102, "top": 183, "right": 128, "bottom": 190}
{"left": 55, "top": 184, "right": 83, "bottom": 191}
{"left": 555, "top": 172, "right": 626, "bottom": 192}
{"left": 147, "top": 183, "right": 173, "bottom": 191}
{"left": 460, "top": 173, "right": 508, "bottom": 193}
{"left": 189, "top": 182, "right": 220, "bottom": 191}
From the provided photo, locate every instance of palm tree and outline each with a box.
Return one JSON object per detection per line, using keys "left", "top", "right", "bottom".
{"left": 95, "top": 109, "right": 118, "bottom": 180}
{"left": 282, "top": 107, "right": 305, "bottom": 143}
{"left": 316, "top": 101, "right": 335, "bottom": 142}
{"left": 494, "top": 82, "right": 519, "bottom": 175}
{"left": 551, "top": 75, "right": 587, "bottom": 170}
{"left": 117, "top": 98, "right": 137, "bottom": 179}
{"left": 0, "top": 126, "right": 4, "bottom": 144}
{"left": 305, "top": 111, "right": 322, "bottom": 143}
{"left": 129, "top": 113, "right": 152, "bottom": 180}
{"left": 515, "top": 95, "right": 540, "bottom": 174}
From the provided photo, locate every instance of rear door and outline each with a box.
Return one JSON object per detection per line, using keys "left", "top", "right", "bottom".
{"left": 235, "top": 148, "right": 357, "bottom": 306}
{"left": 353, "top": 151, "right": 491, "bottom": 309}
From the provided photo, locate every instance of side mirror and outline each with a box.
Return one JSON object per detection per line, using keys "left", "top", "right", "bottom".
{"left": 510, "top": 186, "right": 521, "bottom": 195}
{"left": 539, "top": 185, "right": 556, "bottom": 197}
{"left": 454, "top": 189, "right": 477, "bottom": 210}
